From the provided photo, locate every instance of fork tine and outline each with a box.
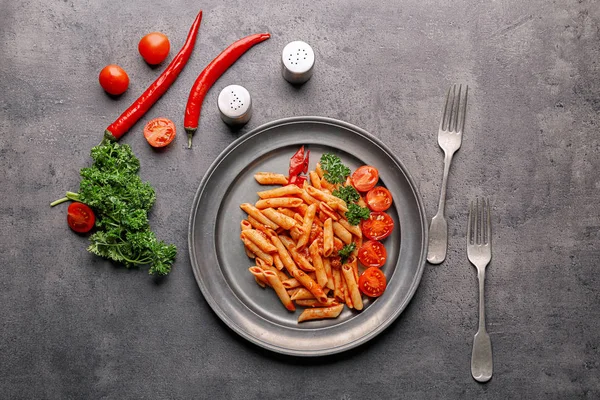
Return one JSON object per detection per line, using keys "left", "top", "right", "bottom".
{"left": 449, "top": 84, "right": 461, "bottom": 132}
{"left": 467, "top": 199, "right": 473, "bottom": 244}
{"left": 457, "top": 85, "right": 468, "bottom": 133}
{"left": 439, "top": 86, "right": 452, "bottom": 131}
{"left": 475, "top": 197, "right": 480, "bottom": 245}
{"left": 485, "top": 198, "right": 491, "bottom": 245}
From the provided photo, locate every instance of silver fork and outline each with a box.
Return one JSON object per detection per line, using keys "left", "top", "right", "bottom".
{"left": 427, "top": 84, "right": 468, "bottom": 264}
{"left": 467, "top": 198, "right": 493, "bottom": 383}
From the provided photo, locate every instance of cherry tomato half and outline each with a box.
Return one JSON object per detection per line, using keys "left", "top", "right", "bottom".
{"left": 366, "top": 186, "right": 393, "bottom": 212}
{"left": 361, "top": 211, "right": 394, "bottom": 241}
{"left": 351, "top": 165, "right": 379, "bottom": 192}
{"left": 138, "top": 32, "right": 170, "bottom": 65}
{"left": 357, "top": 240, "right": 387, "bottom": 268}
{"left": 143, "top": 118, "right": 176, "bottom": 147}
{"left": 358, "top": 267, "right": 387, "bottom": 297}
{"left": 98, "top": 64, "right": 129, "bottom": 95}
{"left": 67, "top": 202, "right": 95, "bottom": 233}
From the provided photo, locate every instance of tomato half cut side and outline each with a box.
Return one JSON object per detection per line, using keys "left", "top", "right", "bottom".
{"left": 361, "top": 211, "right": 394, "bottom": 241}
{"left": 366, "top": 186, "right": 393, "bottom": 212}
{"left": 358, "top": 267, "right": 387, "bottom": 297}
{"left": 351, "top": 165, "right": 379, "bottom": 192}
{"left": 144, "top": 118, "right": 176, "bottom": 147}
{"left": 357, "top": 240, "right": 387, "bottom": 268}
{"left": 67, "top": 202, "right": 95, "bottom": 233}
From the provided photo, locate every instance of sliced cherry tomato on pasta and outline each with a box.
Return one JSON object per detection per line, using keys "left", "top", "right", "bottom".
{"left": 67, "top": 202, "right": 95, "bottom": 233}
{"left": 357, "top": 240, "right": 387, "bottom": 268}
{"left": 358, "top": 267, "right": 387, "bottom": 297}
{"left": 361, "top": 211, "right": 394, "bottom": 241}
{"left": 351, "top": 165, "right": 379, "bottom": 192}
{"left": 366, "top": 186, "right": 393, "bottom": 212}
{"left": 143, "top": 117, "right": 176, "bottom": 147}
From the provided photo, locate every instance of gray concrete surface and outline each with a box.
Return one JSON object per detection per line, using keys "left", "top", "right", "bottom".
{"left": 1, "top": 0, "right": 599, "bottom": 398}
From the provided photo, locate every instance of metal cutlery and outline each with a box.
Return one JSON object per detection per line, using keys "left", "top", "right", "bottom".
{"left": 427, "top": 84, "right": 468, "bottom": 264}
{"left": 467, "top": 198, "right": 493, "bottom": 383}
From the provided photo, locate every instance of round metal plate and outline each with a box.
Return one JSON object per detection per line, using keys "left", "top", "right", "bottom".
{"left": 188, "top": 116, "right": 428, "bottom": 356}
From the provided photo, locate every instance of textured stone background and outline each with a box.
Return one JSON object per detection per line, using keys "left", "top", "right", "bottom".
{"left": 1, "top": 0, "right": 599, "bottom": 398}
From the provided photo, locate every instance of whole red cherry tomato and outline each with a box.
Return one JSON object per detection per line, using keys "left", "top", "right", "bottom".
{"left": 67, "top": 202, "right": 95, "bottom": 233}
{"left": 138, "top": 32, "right": 171, "bottom": 65}
{"left": 98, "top": 64, "right": 129, "bottom": 96}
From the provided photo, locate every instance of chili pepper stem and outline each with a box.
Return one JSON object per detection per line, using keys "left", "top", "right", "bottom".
{"left": 185, "top": 128, "right": 196, "bottom": 148}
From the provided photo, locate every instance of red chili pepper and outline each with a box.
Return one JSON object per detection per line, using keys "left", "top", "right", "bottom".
{"left": 302, "top": 149, "right": 310, "bottom": 174}
{"left": 184, "top": 32, "right": 271, "bottom": 148}
{"left": 104, "top": 11, "right": 203, "bottom": 141}
{"left": 289, "top": 146, "right": 305, "bottom": 177}
{"left": 289, "top": 175, "right": 306, "bottom": 187}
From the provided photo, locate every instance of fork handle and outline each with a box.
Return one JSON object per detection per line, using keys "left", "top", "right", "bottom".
{"left": 427, "top": 151, "right": 454, "bottom": 264}
{"left": 471, "top": 268, "right": 493, "bottom": 382}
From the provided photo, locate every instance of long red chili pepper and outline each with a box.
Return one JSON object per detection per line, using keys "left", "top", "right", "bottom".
{"left": 184, "top": 32, "right": 270, "bottom": 148}
{"left": 104, "top": 11, "right": 203, "bottom": 141}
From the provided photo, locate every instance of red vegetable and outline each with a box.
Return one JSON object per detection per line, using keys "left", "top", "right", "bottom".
{"left": 358, "top": 267, "right": 387, "bottom": 297}
{"left": 144, "top": 117, "right": 176, "bottom": 148}
{"left": 67, "top": 202, "right": 95, "bottom": 233}
{"left": 357, "top": 240, "right": 387, "bottom": 268}
{"left": 361, "top": 211, "right": 394, "bottom": 241}
{"left": 366, "top": 186, "right": 393, "bottom": 212}
{"left": 138, "top": 32, "right": 171, "bottom": 65}
{"left": 104, "top": 10, "right": 202, "bottom": 141}
{"left": 184, "top": 32, "right": 271, "bottom": 148}
{"left": 351, "top": 165, "right": 379, "bottom": 192}
{"left": 289, "top": 146, "right": 306, "bottom": 177}
{"left": 98, "top": 64, "right": 130, "bottom": 96}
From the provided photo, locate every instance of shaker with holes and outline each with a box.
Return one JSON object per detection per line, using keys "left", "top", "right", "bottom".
{"left": 217, "top": 84, "right": 252, "bottom": 126}
{"left": 281, "top": 41, "right": 315, "bottom": 84}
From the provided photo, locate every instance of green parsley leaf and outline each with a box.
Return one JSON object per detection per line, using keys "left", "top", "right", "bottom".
{"left": 320, "top": 153, "right": 351, "bottom": 184}
{"left": 332, "top": 185, "right": 360, "bottom": 205}
{"left": 338, "top": 242, "right": 357, "bottom": 264}
{"left": 54, "top": 140, "right": 176, "bottom": 277}
{"left": 346, "top": 203, "right": 371, "bottom": 225}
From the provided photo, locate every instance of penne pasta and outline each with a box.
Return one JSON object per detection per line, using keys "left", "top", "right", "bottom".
{"left": 255, "top": 197, "right": 303, "bottom": 209}
{"left": 241, "top": 229, "right": 278, "bottom": 254}
{"left": 293, "top": 269, "right": 328, "bottom": 303}
{"left": 257, "top": 185, "right": 303, "bottom": 199}
{"left": 296, "top": 203, "right": 317, "bottom": 250}
{"left": 295, "top": 298, "right": 339, "bottom": 307}
{"left": 263, "top": 270, "right": 296, "bottom": 311}
{"left": 332, "top": 221, "right": 353, "bottom": 244}
{"left": 342, "top": 264, "right": 363, "bottom": 311}
{"left": 240, "top": 203, "right": 279, "bottom": 230}
{"left": 290, "top": 287, "right": 316, "bottom": 301}
{"left": 249, "top": 266, "right": 270, "bottom": 287}
{"left": 254, "top": 172, "right": 289, "bottom": 185}
{"left": 309, "top": 239, "right": 328, "bottom": 288}
{"left": 322, "top": 257, "right": 335, "bottom": 290}
{"left": 323, "top": 218, "right": 334, "bottom": 257}
{"left": 240, "top": 236, "right": 274, "bottom": 265}
{"left": 261, "top": 208, "right": 297, "bottom": 230}
{"left": 298, "top": 304, "right": 344, "bottom": 322}
{"left": 308, "top": 171, "right": 322, "bottom": 189}
{"left": 337, "top": 218, "right": 362, "bottom": 238}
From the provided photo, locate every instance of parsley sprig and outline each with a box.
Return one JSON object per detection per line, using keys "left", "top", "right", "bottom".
{"left": 332, "top": 185, "right": 360, "bottom": 205}
{"left": 338, "top": 242, "right": 356, "bottom": 264}
{"left": 52, "top": 140, "right": 176, "bottom": 276}
{"left": 320, "top": 153, "right": 351, "bottom": 184}
{"left": 345, "top": 203, "right": 371, "bottom": 225}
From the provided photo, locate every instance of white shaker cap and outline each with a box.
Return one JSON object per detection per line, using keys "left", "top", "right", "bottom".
{"left": 217, "top": 85, "right": 252, "bottom": 126}
{"left": 281, "top": 41, "right": 315, "bottom": 84}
